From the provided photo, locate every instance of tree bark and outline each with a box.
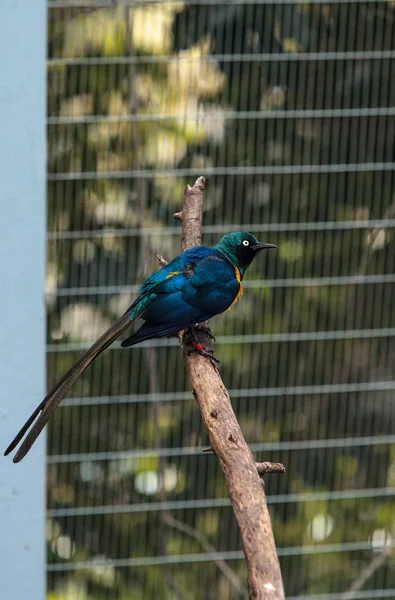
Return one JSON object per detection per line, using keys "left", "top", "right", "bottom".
{"left": 175, "top": 176, "right": 285, "bottom": 599}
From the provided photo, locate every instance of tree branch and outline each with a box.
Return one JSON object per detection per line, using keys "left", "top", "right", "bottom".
{"left": 340, "top": 546, "right": 392, "bottom": 600}
{"left": 162, "top": 512, "right": 248, "bottom": 598}
{"left": 175, "top": 176, "right": 285, "bottom": 600}
{"left": 255, "top": 462, "right": 286, "bottom": 476}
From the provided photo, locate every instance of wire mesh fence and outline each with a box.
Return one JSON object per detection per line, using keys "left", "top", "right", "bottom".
{"left": 46, "top": 1, "right": 395, "bottom": 598}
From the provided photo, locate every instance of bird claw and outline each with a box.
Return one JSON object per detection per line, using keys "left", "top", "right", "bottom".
{"left": 184, "top": 326, "right": 220, "bottom": 366}
{"left": 190, "top": 343, "right": 220, "bottom": 365}
{"left": 194, "top": 324, "right": 216, "bottom": 341}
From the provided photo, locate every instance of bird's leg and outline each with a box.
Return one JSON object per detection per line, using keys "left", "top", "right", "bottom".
{"left": 184, "top": 326, "right": 220, "bottom": 365}
{"left": 193, "top": 323, "right": 216, "bottom": 341}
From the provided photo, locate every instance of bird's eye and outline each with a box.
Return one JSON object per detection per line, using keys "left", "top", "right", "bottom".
{"left": 242, "top": 240, "right": 250, "bottom": 247}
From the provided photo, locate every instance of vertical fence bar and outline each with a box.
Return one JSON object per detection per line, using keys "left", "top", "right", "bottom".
{"left": 0, "top": 1, "right": 46, "bottom": 599}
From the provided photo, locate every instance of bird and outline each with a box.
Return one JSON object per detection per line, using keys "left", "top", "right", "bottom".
{"left": 4, "top": 231, "right": 276, "bottom": 463}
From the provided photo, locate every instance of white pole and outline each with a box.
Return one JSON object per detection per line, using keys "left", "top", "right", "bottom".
{"left": 0, "top": 1, "right": 46, "bottom": 599}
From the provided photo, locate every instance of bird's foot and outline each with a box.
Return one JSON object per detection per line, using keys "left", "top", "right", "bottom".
{"left": 184, "top": 327, "right": 220, "bottom": 366}
{"left": 190, "top": 342, "right": 220, "bottom": 365}
{"left": 193, "top": 324, "right": 216, "bottom": 341}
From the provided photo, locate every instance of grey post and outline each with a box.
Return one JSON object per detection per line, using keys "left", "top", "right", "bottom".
{"left": 0, "top": 1, "right": 46, "bottom": 599}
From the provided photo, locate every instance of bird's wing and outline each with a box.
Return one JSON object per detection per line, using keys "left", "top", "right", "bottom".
{"left": 121, "top": 267, "right": 199, "bottom": 346}
{"left": 148, "top": 254, "right": 240, "bottom": 314}
{"left": 136, "top": 246, "right": 210, "bottom": 295}
{"left": 182, "top": 255, "right": 240, "bottom": 311}
{"left": 121, "top": 254, "right": 240, "bottom": 347}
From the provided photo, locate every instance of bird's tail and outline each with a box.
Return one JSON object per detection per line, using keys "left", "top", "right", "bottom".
{"left": 5, "top": 310, "right": 140, "bottom": 463}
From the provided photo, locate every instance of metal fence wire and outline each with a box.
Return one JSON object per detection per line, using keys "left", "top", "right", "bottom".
{"left": 46, "top": 1, "right": 395, "bottom": 598}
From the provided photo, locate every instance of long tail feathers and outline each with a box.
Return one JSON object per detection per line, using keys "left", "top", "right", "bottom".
{"left": 5, "top": 310, "right": 140, "bottom": 463}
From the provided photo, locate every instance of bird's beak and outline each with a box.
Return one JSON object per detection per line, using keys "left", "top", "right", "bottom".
{"left": 251, "top": 242, "right": 277, "bottom": 252}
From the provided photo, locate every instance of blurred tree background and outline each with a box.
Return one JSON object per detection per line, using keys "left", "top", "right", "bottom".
{"left": 46, "top": 1, "right": 395, "bottom": 598}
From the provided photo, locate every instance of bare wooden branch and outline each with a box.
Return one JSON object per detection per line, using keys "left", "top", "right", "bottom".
{"left": 177, "top": 176, "right": 285, "bottom": 600}
{"left": 203, "top": 448, "right": 285, "bottom": 476}
{"left": 177, "top": 176, "right": 205, "bottom": 248}
{"left": 156, "top": 254, "right": 168, "bottom": 267}
{"left": 255, "top": 462, "right": 286, "bottom": 476}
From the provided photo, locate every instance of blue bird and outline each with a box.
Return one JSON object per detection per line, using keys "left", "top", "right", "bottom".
{"left": 5, "top": 232, "right": 276, "bottom": 462}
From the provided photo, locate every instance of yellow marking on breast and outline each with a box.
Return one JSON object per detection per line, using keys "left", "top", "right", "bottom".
{"left": 166, "top": 270, "right": 182, "bottom": 279}
{"left": 228, "top": 266, "right": 243, "bottom": 310}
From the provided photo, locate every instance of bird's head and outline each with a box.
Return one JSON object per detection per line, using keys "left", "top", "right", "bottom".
{"left": 215, "top": 232, "right": 277, "bottom": 274}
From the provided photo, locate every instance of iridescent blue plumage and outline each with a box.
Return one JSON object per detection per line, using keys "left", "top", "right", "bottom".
{"left": 122, "top": 245, "right": 241, "bottom": 345}
{"left": 5, "top": 232, "right": 276, "bottom": 462}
